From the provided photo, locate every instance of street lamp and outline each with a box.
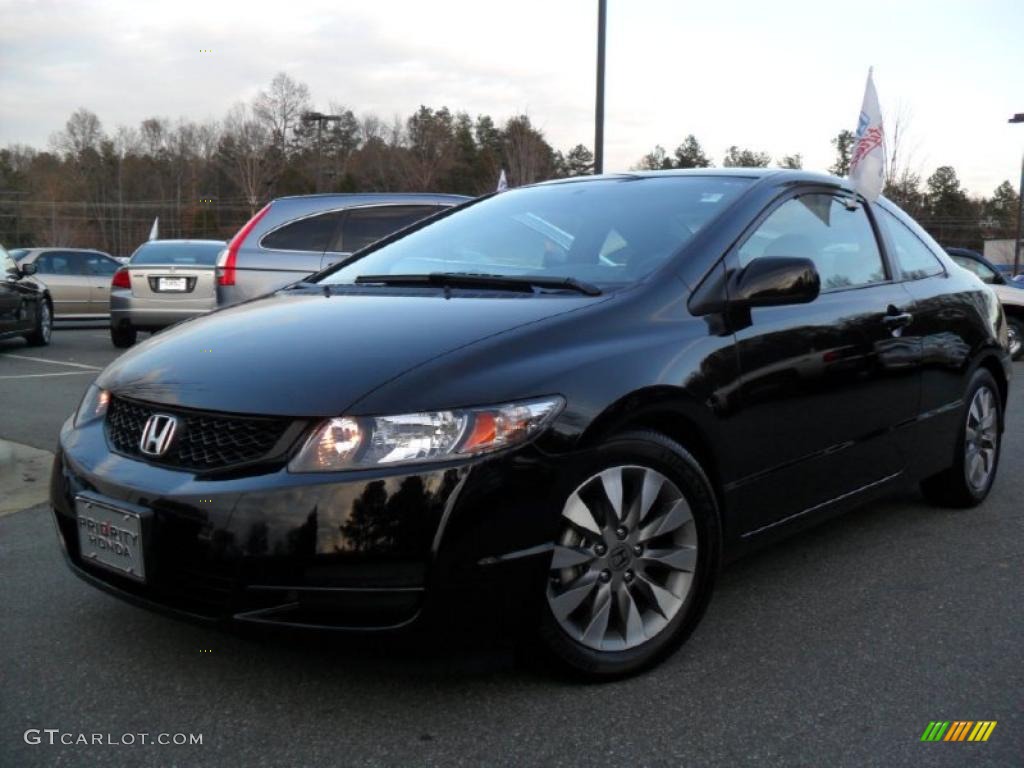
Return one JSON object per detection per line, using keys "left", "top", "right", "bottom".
{"left": 594, "top": 0, "right": 607, "bottom": 175}
{"left": 1010, "top": 112, "right": 1023, "bottom": 276}
{"left": 302, "top": 111, "right": 343, "bottom": 192}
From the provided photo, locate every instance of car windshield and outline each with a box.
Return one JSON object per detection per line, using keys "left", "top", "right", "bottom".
{"left": 130, "top": 242, "right": 224, "bottom": 266}
{"left": 319, "top": 176, "right": 752, "bottom": 288}
{"left": 9, "top": 248, "right": 29, "bottom": 261}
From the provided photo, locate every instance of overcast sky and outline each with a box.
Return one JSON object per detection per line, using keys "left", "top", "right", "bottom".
{"left": 1, "top": 0, "right": 1021, "bottom": 196}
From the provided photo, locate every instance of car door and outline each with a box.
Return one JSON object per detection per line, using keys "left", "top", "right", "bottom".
{"left": 35, "top": 251, "right": 91, "bottom": 316}
{"left": 320, "top": 205, "right": 446, "bottom": 270}
{"left": 0, "top": 248, "right": 24, "bottom": 332}
{"left": 82, "top": 252, "right": 120, "bottom": 315}
{"left": 722, "top": 190, "right": 920, "bottom": 536}
{"left": 874, "top": 205, "right": 984, "bottom": 479}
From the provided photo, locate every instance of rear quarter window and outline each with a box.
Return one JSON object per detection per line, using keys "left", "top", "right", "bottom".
{"left": 875, "top": 206, "right": 944, "bottom": 280}
{"left": 260, "top": 211, "right": 342, "bottom": 252}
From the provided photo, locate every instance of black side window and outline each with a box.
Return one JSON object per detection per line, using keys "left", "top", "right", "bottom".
{"left": 84, "top": 254, "right": 119, "bottom": 276}
{"left": 876, "top": 207, "right": 944, "bottom": 280}
{"left": 738, "top": 194, "right": 886, "bottom": 291}
{"left": 36, "top": 252, "right": 77, "bottom": 275}
{"left": 260, "top": 211, "right": 342, "bottom": 252}
{"left": 334, "top": 205, "right": 443, "bottom": 253}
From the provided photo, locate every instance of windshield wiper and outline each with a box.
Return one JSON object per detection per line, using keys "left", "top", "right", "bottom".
{"left": 353, "top": 272, "right": 602, "bottom": 296}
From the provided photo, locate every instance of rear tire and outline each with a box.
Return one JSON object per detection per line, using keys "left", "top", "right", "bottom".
{"left": 920, "top": 368, "right": 1002, "bottom": 508}
{"left": 537, "top": 430, "right": 720, "bottom": 680}
{"left": 110, "top": 323, "right": 137, "bottom": 348}
{"left": 24, "top": 300, "right": 52, "bottom": 347}
{"left": 1006, "top": 317, "right": 1023, "bottom": 361}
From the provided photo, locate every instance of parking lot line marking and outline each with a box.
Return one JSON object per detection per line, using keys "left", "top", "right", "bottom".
{"left": 4, "top": 354, "right": 102, "bottom": 371}
{"left": 0, "top": 371, "right": 96, "bottom": 380}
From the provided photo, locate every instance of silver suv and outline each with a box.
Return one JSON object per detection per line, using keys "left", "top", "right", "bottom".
{"left": 216, "top": 193, "right": 469, "bottom": 306}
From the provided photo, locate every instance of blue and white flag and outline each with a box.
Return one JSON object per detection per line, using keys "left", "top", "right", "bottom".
{"left": 148, "top": 217, "right": 159, "bottom": 241}
{"left": 848, "top": 68, "right": 887, "bottom": 201}
{"left": 496, "top": 169, "right": 508, "bottom": 193}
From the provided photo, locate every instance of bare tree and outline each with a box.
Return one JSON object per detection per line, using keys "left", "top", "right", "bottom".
{"left": 220, "top": 103, "right": 276, "bottom": 214}
{"left": 52, "top": 108, "right": 104, "bottom": 156}
{"left": 503, "top": 115, "right": 554, "bottom": 186}
{"left": 254, "top": 72, "right": 311, "bottom": 153}
{"left": 884, "top": 101, "right": 921, "bottom": 188}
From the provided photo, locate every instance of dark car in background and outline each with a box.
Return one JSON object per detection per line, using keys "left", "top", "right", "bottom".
{"left": 215, "top": 192, "right": 469, "bottom": 307}
{"left": 1, "top": 244, "right": 52, "bottom": 346}
{"left": 11, "top": 247, "right": 121, "bottom": 320}
{"left": 946, "top": 247, "right": 1024, "bottom": 359}
{"left": 52, "top": 170, "right": 1009, "bottom": 679}
{"left": 109, "top": 240, "right": 226, "bottom": 347}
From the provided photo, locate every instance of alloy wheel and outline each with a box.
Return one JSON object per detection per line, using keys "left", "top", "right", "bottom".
{"left": 546, "top": 465, "right": 698, "bottom": 652}
{"left": 41, "top": 302, "right": 52, "bottom": 343}
{"left": 964, "top": 385, "right": 998, "bottom": 492}
{"left": 1008, "top": 325, "right": 1022, "bottom": 359}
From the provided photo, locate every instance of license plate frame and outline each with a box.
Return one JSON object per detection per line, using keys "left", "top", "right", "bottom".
{"left": 158, "top": 276, "right": 188, "bottom": 292}
{"left": 75, "top": 496, "right": 147, "bottom": 582}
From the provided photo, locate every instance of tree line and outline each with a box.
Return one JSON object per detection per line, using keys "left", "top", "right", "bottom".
{"left": 0, "top": 72, "right": 1017, "bottom": 255}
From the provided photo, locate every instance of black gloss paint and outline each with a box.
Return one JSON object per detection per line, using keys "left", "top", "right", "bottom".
{"left": 52, "top": 171, "right": 1010, "bottom": 631}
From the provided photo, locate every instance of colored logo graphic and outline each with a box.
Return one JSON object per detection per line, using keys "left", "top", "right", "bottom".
{"left": 920, "top": 721, "right": 997, "bottom": 742}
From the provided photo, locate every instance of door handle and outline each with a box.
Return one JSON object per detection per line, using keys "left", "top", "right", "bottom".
{"left": 883, "top": 310, "right": 914, "bottom": 329}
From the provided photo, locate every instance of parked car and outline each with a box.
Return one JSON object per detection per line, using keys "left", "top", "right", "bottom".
{"left": 11, "top": 247, "right": 121, "bottom": 320}
{"left": 52, "top": 170, "right": 1010, "bottom": 679}
{"left": 0, "top": 244, "right": 52, "bottom": 346}
{"left": 946, "top": 247, "right": 1024, "bottom": 359}
{"left": 216, "top": 193, "right": 469, "bottom": 307}
{"left": 109, "top": 239, "right": 226, "bottom": 348}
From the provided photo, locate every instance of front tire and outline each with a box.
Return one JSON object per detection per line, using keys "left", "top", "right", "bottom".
{"left": 920, "top": 368, "right": 1002, "bottom": 508}
{"left": 110, "top": 322, "right": 137, "bottom": 348}
{"left": 24, "top": 300, "right": 52, "bottom": 346}
{"left": 538, "top": 431, "right": 719, "bottom": 679}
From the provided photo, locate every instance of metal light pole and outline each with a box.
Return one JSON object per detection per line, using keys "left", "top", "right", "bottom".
{"left": 594, "top": 0, "right": 607, "bottom": 175}
{"left": 302, "top": 111, "right": 343, "bottom": 192}
{"left": 1010, "top": 113, "right": 1024, "bottom": 276}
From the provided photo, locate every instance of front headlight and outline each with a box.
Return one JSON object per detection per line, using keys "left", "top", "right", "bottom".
{"left": 74, "top": 384, "right": 110, "bottom": 428}
{"left": 289, "top": 396, "right": 564, "bottom": 472}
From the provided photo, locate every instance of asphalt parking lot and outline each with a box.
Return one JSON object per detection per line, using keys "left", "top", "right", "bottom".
{"left": 1, "top": 328, "right": 1021, "bottom": 768}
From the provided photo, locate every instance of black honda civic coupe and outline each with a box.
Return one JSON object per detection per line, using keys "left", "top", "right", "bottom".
{"left": 51, "top": 169, "right": 1010, "bottom": 678}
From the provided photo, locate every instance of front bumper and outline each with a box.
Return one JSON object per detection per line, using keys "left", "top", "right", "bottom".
{"left": 51, "top": 416, "right": 565, "bottom": 632}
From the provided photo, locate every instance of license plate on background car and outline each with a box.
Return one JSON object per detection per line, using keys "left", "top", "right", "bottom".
{"left": 75, "top": 497, "right": 146, "bottom": 582}
{"left": 158, "top": 277, "right": 187, "bottom": 291}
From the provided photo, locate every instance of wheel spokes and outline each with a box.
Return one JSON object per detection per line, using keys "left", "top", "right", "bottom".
{"left": 638, "top": 498, "right": 692, "bottom": 542}
{"left": 641, "top": 545, "right": 697, "bottom": 572}
{"left": 551, "top": 544, "right": 597, "bottom": 569}
{"left": 549, "top": 570, "right": 600, "bottom": 621}
{"left": 563, "top": 492, "right": 601, "bottom": 536}
{"left": 600, "top": 469, "right": 624, "bottom": 523}
{"left": 581, "top": 583, "right": 613, "bottom": 648}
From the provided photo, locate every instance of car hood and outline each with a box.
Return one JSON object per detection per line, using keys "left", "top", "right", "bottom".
{"left": 98, "top": 289, "right": 604, "bottom": 416}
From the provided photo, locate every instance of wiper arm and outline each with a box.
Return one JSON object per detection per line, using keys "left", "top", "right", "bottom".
{"left": 281, "top": 281, "right": 320, "bottom": 291}
{"left": 353, "top": 272, "right": 602, "bottom": 296}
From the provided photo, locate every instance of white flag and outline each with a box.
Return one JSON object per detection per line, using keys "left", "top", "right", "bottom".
{"left": 496, "top": 169, "right": 508, "bottom": 193}
{"left": 848, "top": 67, "right": 886, "bottom": 201}
{"left": 148, "top": 217, "right": 159, "bottom": 241}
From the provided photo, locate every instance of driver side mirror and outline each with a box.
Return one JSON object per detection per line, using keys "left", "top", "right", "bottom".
{"left": 729, "top": 256, "right": 820, "bottom": 308}
{"left": 19, "top": 262, "right": 37, "bottom": 277}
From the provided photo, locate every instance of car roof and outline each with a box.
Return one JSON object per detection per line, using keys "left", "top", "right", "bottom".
{"left": 271, "top": 192, "right": 469, "bottom": 208}
{"left": 140, "top": 239, "right": 226, "bottom": 246}
{"left": 533, "top": 167, "right": 852, "bottom": 189}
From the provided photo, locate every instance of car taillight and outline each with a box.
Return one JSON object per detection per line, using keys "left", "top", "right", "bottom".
{"left": 111, "top": 268, "right": 131, "bottom": 289}
{"left": 219, "top": 203, "right": 271, "bottom": 286}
